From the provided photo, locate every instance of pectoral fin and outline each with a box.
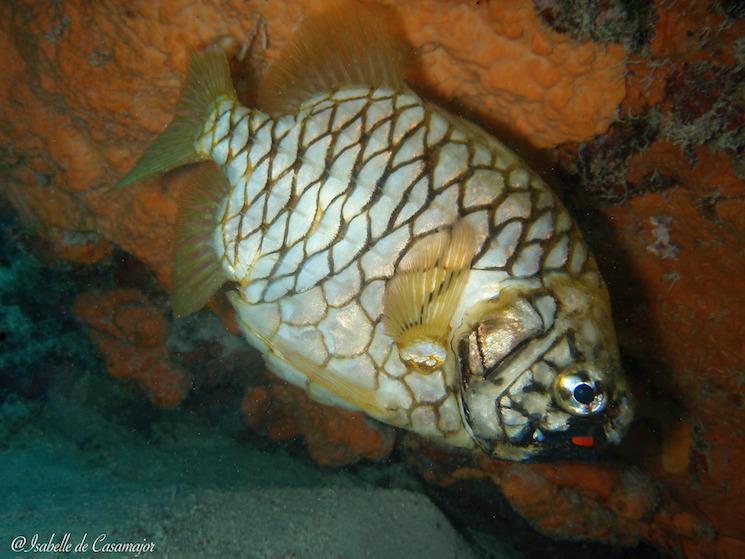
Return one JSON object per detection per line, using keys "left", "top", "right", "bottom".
{"left": 383, "top": 221, "right": 477, "bottom": 371}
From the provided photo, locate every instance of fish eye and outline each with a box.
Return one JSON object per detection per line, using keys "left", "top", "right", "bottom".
{"left": 573, "top": 383, "right": 595, "bottom": 404}
{"left": 552, "top": 364, "right": 607, "bottom": 415}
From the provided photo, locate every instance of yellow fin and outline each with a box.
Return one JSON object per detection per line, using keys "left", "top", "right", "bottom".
{"left": 112, "top": 49, "right": 237, "bottom": 190}
{"left": 383, "top": 221, "right": 476, "bottom": 369}
{"left": 171, "top": 162, "right": 230, "bottom": 317}
{"left": 257, "top": 2, "right": 408, "bottom": 114}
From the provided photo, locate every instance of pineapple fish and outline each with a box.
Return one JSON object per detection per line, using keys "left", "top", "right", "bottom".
{"left": 114, "top": 5, "right": 633, "bottom": 461}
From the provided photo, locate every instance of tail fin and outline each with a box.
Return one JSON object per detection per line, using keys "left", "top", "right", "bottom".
{"left": 112, "top": 49, "right": 236, "bottom": 190}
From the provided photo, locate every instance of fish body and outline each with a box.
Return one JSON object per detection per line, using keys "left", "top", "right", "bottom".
{"left": 115, "top": 5, "right": 633, "bottom": 460}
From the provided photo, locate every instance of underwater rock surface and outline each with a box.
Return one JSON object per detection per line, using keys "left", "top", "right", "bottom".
{"left": 1, "top": 1, "right": 744, "bottom": 558}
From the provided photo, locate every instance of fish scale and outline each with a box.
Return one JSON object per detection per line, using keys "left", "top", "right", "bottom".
{"left": 191, "top": 84, "right": 588, "bottom": 449}
{"left": 114, "top": 4, "right": 633, "bottom": 461}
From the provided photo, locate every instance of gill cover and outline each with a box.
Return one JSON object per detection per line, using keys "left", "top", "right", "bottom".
{"left": 456, "top": 288, "right": 559, "bottom": 456}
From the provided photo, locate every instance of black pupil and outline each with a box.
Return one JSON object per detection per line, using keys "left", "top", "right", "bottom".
{"left": 573, "top": 383, "right": 595, "bottom": 404}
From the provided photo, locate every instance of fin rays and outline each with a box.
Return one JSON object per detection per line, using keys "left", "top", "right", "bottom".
{"left": 112, "top": 49, "right": 236, "bottom": 190}
{"left": 383, "top": 221, "right": 477, "bottom": 371}
{"left": 171, "top": 162, "right": 231, "bottom": 317}
{"left": 257, "top": 2, "right": 408, "bottom": 114}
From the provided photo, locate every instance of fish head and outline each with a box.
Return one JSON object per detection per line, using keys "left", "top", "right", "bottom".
{"left": 453, "top": 273, "right": 634, "bottom": 461}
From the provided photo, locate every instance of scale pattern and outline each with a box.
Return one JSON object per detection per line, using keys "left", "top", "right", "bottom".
{"left": 195, "top": 86, "right": 592, "bottom": 445}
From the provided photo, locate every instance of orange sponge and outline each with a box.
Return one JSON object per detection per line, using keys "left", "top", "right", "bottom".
{"left": 74, "top": 289, "right": 191, "bottom": 408}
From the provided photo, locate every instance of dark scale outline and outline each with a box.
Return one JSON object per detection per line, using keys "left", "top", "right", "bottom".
{"left": 248, "top": 89, "right": 380, "bottom": 299}
{"left": 210, "top": 84, "right": 601, "bottom": 437}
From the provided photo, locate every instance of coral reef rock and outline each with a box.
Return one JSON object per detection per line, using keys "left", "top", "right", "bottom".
{"left": 74, "top": 289, "right": 191, "bottom": 408}
{"left": 242, "top": 382, "right": 395, "bottom": 467}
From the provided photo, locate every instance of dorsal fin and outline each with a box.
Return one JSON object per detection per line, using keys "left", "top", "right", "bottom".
{"left": 171, "top": 162, "right": 230, "bottom": 317}
{"left": 257, "top": 2, "right": 409, "bottom": 114}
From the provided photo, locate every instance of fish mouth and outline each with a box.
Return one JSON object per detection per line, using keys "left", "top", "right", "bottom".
{"left": 520, "top": 418, "right": 609, "bottom": 462}
{"left": 496, "top": 392, "right": 634, "bottom": 462}
{"left": 487, "top": 414, "right": 612, "bottom": 462}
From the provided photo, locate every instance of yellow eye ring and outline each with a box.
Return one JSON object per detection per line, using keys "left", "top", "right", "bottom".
{"left": 552, "top": 363, "right": 607, "bottom": 416}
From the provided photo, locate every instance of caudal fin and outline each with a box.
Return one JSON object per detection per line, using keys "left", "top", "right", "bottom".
{"left": 112, "top": 49, "right": 236, "bottom": 190}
